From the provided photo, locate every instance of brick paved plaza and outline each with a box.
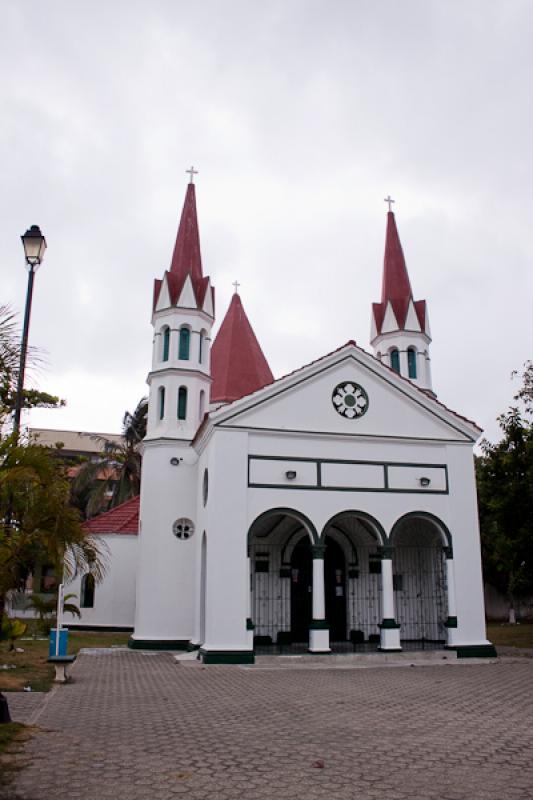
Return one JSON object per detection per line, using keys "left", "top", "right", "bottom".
{"left": 5, "top": 651, "right": 533, "bottom": 799}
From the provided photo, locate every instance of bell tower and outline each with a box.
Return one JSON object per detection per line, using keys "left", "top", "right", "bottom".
{"left": 146, "top": 173, "right": 215, "bottom": 441}
{"left": 370, "top": 199, "right": 433, "bottom": 394}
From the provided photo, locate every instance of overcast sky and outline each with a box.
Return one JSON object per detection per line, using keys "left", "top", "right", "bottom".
{"left": 1, "top": 1, "right": 531, "bottom": 444}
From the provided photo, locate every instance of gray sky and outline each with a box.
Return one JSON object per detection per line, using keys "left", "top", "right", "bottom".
{"left": 1, "top": 0, "right": 531, "bottom": 444}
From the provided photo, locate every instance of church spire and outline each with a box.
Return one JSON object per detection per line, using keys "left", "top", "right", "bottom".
{"left": 371, "top": 203, "right": 433, "bottom": 393}
{"left": 211, "top": 290, "right": 274, "bottom": 404}
{"left": 169, "top": 180, "right": 203, "bottom": 284}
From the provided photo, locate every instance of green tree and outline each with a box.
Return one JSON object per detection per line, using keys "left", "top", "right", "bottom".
{"left": 72, "top": 397, "right": 147, "bottom": 518}
{"left": 477, "top": 362, "right": 533, "bottom": 622}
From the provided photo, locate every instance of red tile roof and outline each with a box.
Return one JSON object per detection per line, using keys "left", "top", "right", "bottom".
{"left": 211, "top": 292, "right": 274, "bottom": 404}
{"left": 373, "top": 211, "right": 426, "bottom": 333}
{"left": 83, "top": 495, "right": 139, "bottom": 535}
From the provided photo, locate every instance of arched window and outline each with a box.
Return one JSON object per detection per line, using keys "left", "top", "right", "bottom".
{"left": 390, "top": 348, "right": 400, "bottom": 373}
{"left": 158, "top": 386, "right": 165, "bottom": 420}
{"left": 80, "top": 574, "right": 95, "bottom": 609}
{"left": 199, "top": 389, "right": 205, "bottom": 419}
{"left": 161, "top": 326, "right": 170, "bottom": 362}
{"left": 407, "top": 347, "right": 417, "bottom": 379}
{"left": 199, "top": 330, "right": 206, "bottom": 363}
{"left": 178, "top": 386, "right": 188, "bottom": 420}
{"left": 179, "top": 327, "right": 190, "bottom": 360}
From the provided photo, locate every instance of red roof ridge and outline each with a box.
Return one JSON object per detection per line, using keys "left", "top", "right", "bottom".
{"left": 83, "top": 495, "right": 140, "bottom": 535}
{"left": 210, "top": 292, "right": 274, "bottom": 404}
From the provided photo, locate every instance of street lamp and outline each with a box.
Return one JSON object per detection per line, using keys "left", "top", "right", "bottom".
{"left": 13, "top": 225, "right": 47, "bottom": 436}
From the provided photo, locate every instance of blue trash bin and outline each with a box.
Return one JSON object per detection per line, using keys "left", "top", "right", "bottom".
{"left": 49, "top": 628, "right": 69, "bottom": 657}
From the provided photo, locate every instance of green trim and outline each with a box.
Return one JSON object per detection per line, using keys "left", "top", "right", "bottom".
{"left": 248, "top": 507, "right": 319, "bottom": 545}
{"left": 66, "top": 624, "right": 134, "bottom": 633}
{"left": 443, "top": 546, "right": 454, "bottom": 559}
{"left": 390, "top": 511, "right": 452, "bottom": 549}
{"left": 128, "top": 638, "right": 190, "bottom": 651}
{"left": 453, "top": 644, "right": 497, "bottom": 659}
{"left": 246, "top": 618, "right": 255, "bottom": 630}
{"left": 311, "top": 545, "right": 326, "bottom": 559}
{"left": 187, "top": 642, "right": 201, "bottom": 651}
{"left": 444, "top": 616, "right": 458, "bottom": 628}
{"left": 308, "top": 649, "right": 332, "bottom": 655}
{"left": 321, "top": 510, "right": 386, "bottom": 547}
{"left": 248, "top": 455, "right": 449, "bottom": 496}
{"left": 379, "top": 546, "right": 393, "bottom": 560}
{"left": 379, "top": 618, "right": 401, "bottom": 629}
{"left": 377, "top": 648, "right": 402, "bottom": 653}
{"left": 200, "top": 649, "right": 255, "bottom": 664}
{"left": 309, "top": 619, "right": 330, "bottom": 630}
{"left": 223, "top": 423, "right": 473, "bottom": 445}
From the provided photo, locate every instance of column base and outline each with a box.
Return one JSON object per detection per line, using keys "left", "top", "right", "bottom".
{"left": 128, "top": 638, "right": 190, "bottom": 650}
{"left": 379, "top": 619, "right": 401, "bottom": 651}
{"left": 199, "top": 649, "right": 255, "bottom": 664}
{"left": 447, "top": 644, "right": 497, "bottom": 659}
{"left": 308, "top": 624, "right": 330, "bottom": 653}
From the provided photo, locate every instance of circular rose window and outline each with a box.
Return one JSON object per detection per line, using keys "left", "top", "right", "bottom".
{"left": 332, "top": 382, "right": 369, "bottom": 419}
{"left": 173, "top": 518, "right": 195, "bottom": 540}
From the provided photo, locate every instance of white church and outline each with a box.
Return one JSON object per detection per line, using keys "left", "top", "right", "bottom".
{"left": 68, "top": 178, "right": 495, "bottom": 662}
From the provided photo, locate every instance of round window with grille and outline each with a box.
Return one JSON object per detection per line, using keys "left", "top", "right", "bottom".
{"left": 173, "top": 518, "right": 195, "bottom": 540}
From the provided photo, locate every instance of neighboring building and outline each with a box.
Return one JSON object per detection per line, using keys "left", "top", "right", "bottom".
{"left": 116, "top": 179, "right": 495, "bottom": 663}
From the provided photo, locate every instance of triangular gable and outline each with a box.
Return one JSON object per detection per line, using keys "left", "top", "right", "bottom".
{"left": 404, "top": 299, "right": 422, "bottom": 332}
{"left": 177, "top": 273, "right": 197, "bottom": 308}
{"left": 380, "top": 302, "right": 399, "bottom": 334}
{"left": 208, "top": 343, "right": 480, "bottom": 443}
{"left": 202, "top": 280, "right": 214, "bottom": 316}
{"left": 155, "top": 274, "right": 171, "bottom": 312}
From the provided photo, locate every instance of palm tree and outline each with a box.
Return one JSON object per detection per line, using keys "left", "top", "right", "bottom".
{"left": 71, "top": 397, "right": 148, "bottom": 518}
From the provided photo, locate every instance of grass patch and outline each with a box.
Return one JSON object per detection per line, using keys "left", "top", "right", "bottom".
{"left": 1, "top": 629, "right": 130, "bottom": 692}
{"left": 0, "top": 722, "right": 35, "bottom": 797}
{"left": 487, "top": 621, "right": 533, "bottom": 649}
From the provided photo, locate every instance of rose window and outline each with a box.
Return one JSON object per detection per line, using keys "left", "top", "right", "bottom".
{"left": 173, "top": 518, "right": 195, "bottom": 540}
{"left": 332, "top": 382, "right": 369, "bottom": 419}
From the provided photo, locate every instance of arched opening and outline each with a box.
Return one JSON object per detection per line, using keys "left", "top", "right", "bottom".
{"left": 247, "top": 509, "right": 317, "bottom": 651}
{"left": 407, "top": 347, "right": 417, "bottom": 379}
{"left": 80, "top": 574, "right": 95, "bottom": 609}
{"left": 179, "top": 327, "right": 190, "bottom": 360}
{"left": 161, "top": 326, "right": 170, "bottom": 362}
{"left": 199, "top": 532, "right": 207, "bottom": 644}
{"left": 321, "top": 511, "right": 386, "bottom": 650}
{"left": 199, "top": 389, "right": 205, "bottom": 420}
{"left": 158, "top": 386, "right": 165, "bottom": 420}
{"left": 390, "top": 514, "right": 449, "bottom": 646}
{"left": 177, "top": 386, "right": 187, "bottom": 420}
{"left": 390, "top": 348, "right": 400, "bottom": 373}
{"left": 199, "top": 329, "right": 206, "bottom": 363}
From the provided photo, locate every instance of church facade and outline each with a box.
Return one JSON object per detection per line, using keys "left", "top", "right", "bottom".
{"left": 125, "top": 179, "right": 495, "bottom": 662}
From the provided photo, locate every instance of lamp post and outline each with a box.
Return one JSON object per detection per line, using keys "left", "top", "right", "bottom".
{"left": 13, "top": 225, "right": 47, "bottom": 437}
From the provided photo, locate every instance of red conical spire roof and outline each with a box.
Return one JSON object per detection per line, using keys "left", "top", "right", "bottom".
{"left": 382, "top": 211, "right": 412, "bottom": 305}
{"left": 170, "top": 182, "right": 203, "bottom": 282}
{"left": 211, "top": 292, "right": 274, "bottom": 404}
{"left": 372, "top": 209, "right": 426, "bottom": 334}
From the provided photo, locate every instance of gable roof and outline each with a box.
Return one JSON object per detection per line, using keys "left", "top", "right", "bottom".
{"left": 83, "top": 495, "right": 139, "bottom": 535}
{"left": 198, "top": 340, "right": 481, "bottom": 445}
{"left": 211, "top": 292, "right": 274, "bottom": 403}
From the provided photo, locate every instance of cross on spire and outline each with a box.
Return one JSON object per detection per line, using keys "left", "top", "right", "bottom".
{"left": 384, "top": 195, "right": 395, "bottom": 212}
{"left": 232, "top": 280, "right": 240, "bottom": 294}
{"left": 186, "top": 165, "right": 198, "bottom": 184}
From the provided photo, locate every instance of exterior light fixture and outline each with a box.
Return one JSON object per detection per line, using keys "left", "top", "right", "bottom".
{"left": 13, "top": 225, "right": 47, "bottom": 436}
{"left": 419, "top": 477, "right": 431, "bottom": 487}
{"left": 285, "top": 470, "right": 297, "bottom": 480}
{"left": 170, "top": 457, "right": 180, "bottom": 466}
{"left": 21, "top": 225, "right": 47, "bottom": 269}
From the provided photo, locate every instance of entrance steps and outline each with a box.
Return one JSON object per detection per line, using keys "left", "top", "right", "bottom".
{"left": 252, "top": 649, "right": 457, "bottom": 668}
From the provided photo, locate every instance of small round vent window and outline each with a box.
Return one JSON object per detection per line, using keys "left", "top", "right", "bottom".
{"left": 173, "top": 518, "right": 195, "bottom": 540}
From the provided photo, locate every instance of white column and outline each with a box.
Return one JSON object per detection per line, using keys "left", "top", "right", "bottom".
{"left": 309, "top": 545, "right": 330, "bottom": 653}
{"left": 445, "top": 550, "right": 459, "bottom": 646}
{"left": 379, "top": 551, "right": 401, "bottom": 651}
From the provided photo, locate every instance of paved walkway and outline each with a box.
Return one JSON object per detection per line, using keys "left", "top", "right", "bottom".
{"left": 5, "top": 650, "right": 533, "bottom": 799}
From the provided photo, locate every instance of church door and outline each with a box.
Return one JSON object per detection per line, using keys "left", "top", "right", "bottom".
{"left": 290, "top": 537, "right": 312, "bottom": 641}
{"left": 325, "top": 538, "right": 347, "bottom": 640}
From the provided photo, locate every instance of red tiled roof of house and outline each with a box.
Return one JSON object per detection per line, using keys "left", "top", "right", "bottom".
{"left": 83, "top": 495, "right": 139, "bottom": 535}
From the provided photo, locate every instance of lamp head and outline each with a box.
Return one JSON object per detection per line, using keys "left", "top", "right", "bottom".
{"left": 21, "top": 225, "right": 47, "bottom": 268}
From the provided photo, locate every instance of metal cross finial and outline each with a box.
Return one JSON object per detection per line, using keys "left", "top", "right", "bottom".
{"left": 233, "top": 280, "right": 240, "bottom": 294}
{"left": 384, "top": 195, "right": 395, "bottom": 211}
{"left": 186, "top": 166, "right": 198, "bottom": 184}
